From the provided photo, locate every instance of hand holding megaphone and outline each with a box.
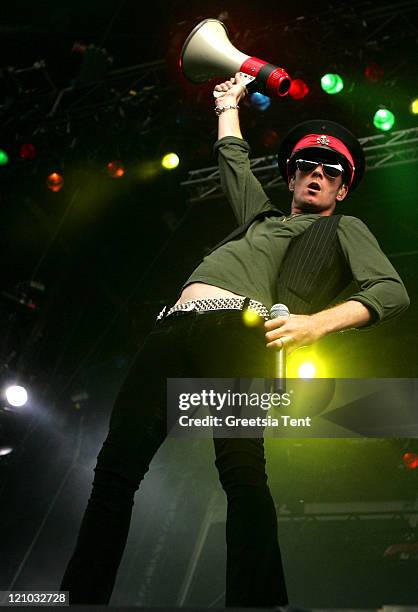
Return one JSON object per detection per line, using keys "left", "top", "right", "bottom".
{"left": 180, "top": 19, "right": 291, "bottom": 99}
{"left": 213, "top": 72, "right": 248, "bottom": 102}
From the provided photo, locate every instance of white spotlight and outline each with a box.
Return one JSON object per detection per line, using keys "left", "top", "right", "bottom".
{"left": 5, "top": 385, "right": 28, "bottom": 407}
{"left": 298, "top": 362, "right": 316, "bottom": 379}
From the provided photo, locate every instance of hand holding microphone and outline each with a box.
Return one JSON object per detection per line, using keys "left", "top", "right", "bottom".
{"left": 267, "top": 303, "right": 290, "bottom": 393}
{"left": 265, "top": 307, "right": 323, "bottom": 354}
{"left": 265, "top": 308, "right": 324, "bottom": 388}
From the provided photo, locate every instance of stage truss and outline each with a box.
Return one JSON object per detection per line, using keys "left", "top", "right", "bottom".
{"left": 181, "top": 127, "right": 418, "bottom": 203}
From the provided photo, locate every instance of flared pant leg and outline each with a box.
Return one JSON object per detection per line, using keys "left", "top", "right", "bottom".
{"left": 188, "top": 311, "right": 289, "bottom": 606}
{"left": 213, "top": 436, "right": 288, "bottom": 607}
{"left": 61, "top": 318, "right": 187, "bottom": 604}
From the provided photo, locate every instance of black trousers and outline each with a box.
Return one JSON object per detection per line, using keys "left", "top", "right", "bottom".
{"left": 60, "top": 309, "right": 289, "bottom": 606}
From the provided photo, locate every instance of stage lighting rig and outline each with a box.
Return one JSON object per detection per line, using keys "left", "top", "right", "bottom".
{"left": 0, "top": 61, "right": 56, "bottom": 119}
{"left": 72, "top": 42, "right": 114, "bottom": 86}
{"left": 0, "top": 281, "right": 46, "bottom": 390}
{"left": 70, "top": 391, "right": 90, "bottom": 411}
{"left": 1, "top": 280, "right": 45, "bottom": 314}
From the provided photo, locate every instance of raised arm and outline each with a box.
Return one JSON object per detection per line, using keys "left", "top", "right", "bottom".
{"left": 213, "top": 72, "right": 273, "bottom": 224}
{"left": 214, "top": 72, "right": 247, "bottom": 139}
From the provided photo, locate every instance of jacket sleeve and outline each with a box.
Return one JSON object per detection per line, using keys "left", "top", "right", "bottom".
{"left": 337, "top": 216, "right": 410, "bottom": 326}
{"left": 214, "top": 136, "right": 273, "bottom": 225}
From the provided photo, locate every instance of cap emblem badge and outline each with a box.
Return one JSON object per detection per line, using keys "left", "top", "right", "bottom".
{"left": 317, "top": 135, "right": 330, "bottom": 145}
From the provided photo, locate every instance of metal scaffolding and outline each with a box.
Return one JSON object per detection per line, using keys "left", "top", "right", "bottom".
{"left": 181, "top": 127, "right": 418, "bottom": 203}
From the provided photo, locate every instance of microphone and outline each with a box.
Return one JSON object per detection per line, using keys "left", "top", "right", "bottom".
{"left": 269, "top": 303, "right": 290, "bottom": 393}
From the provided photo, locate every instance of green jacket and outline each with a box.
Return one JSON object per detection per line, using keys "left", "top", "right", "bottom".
{"left": 182, "top": 136, "right": 410, "bottom": 324}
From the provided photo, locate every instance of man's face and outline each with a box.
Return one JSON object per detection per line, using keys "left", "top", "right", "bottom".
{"left": 288, "top": 159, "right": 349, "bottom": 215}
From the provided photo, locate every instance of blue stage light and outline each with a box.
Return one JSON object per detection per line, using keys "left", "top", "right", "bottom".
{"left": 249, "top": 92, "right": 271, "bottom": 111}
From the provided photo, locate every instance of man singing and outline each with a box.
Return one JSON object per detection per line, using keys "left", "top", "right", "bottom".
{"left": 61, "top": 72, "right": 409, "bottom": 607}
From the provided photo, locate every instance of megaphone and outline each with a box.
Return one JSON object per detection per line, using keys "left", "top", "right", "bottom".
{"left": 180, "top": 18, "right": 291, "bottom": 99}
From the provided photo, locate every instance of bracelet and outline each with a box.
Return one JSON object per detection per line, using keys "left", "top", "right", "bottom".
{"left": 215, "top": 104, "right": 239, "bottom": 116}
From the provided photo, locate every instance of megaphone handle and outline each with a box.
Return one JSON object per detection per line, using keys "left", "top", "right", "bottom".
{"left": 213, "top": 72, "right": 256, "bottom": 98}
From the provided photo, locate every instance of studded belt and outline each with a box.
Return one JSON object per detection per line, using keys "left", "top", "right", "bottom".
{"left": 156, "top": 297, "right": 270, "bottom": 322}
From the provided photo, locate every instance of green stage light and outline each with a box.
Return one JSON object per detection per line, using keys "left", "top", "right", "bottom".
{"left": 0, "top": 149, "right": 9, "bottom": 165}
{"left": 320, "top": 73, "right": 344, "bottom": 94}
{"left": 373, "top": 108, "right": 395, "bottom": 131}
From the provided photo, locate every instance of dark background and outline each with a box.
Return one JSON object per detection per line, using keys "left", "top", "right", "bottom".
{"left": 0, "top": 1, "right": 418, "bottom": 608}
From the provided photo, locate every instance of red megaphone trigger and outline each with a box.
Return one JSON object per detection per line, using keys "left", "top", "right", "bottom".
{"left": 240, "top": 57, "right": 291, "bottom": 97}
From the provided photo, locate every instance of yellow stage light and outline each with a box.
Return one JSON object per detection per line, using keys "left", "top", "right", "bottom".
{"left": 287, "top": 348, "right": 327, "bottom": 379}
{"left": 410, "top": 98, "right": 418, "bottom": 115}
{"left": 298, "top": 361, "right": 317, "bottom": 379}
{"left": 161, "top": 153, "right": 180, "bottom": 170}
{"left": 242, "top": 310, "right": 261, "bottom": 327}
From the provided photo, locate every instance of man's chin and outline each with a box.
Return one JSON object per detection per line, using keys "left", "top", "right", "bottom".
{"left": 298, "top": 199, "right": 323, "bottom": 213}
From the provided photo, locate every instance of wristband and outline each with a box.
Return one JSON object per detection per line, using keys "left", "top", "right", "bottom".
{"left": 215, "top": 104, "right": 239, "bottom": 116}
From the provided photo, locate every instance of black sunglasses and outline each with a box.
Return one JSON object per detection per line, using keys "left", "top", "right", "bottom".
{"left": 294, "top": 158, "right": 345, "bottom": 179}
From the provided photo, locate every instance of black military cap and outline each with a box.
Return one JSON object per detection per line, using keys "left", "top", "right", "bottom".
{"left": 277, "top": 119, "right": 366, "bottom": 191}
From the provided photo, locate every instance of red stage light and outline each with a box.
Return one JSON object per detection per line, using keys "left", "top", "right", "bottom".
{"left": 19, "top": 143, "right": 36, "bottom": 160}
{"left": 288, "top": 79, "right": 310, "bottom": 100}
{"left": 46, "top": 172, "right": 64, "bottom": 192}
{"left": 403, "top": 453, "right": 418, "bottom": 469}
{"left": 107, "top": 160, "right": 125, "bottom": 178}
{"left": 72, "top": 41, "right": 88, "bottom": 54}
{"left": 364, "top": 62, "right": 384, "bottom": 83}
{"left": 261, "top": 129, "right": 280, "bottom": 149}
